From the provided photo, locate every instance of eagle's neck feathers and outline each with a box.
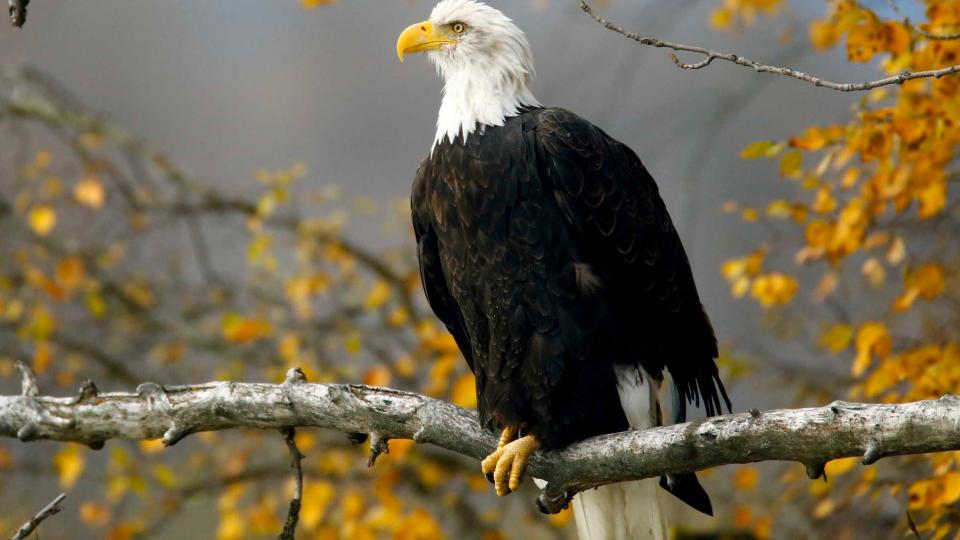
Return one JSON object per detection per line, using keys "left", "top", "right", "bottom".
{"left": 434, "top": 65, "right": 539, "bottom": 148}
{"left": 428, "top": 7, "right": 540, "bottom": 149}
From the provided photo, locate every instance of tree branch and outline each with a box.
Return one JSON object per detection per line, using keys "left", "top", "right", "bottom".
{"left": 578, "top": 0, "right": 960, "bottom": 92}
{"left": 8, "top": 493, "right": 66, "bottom": 540}
{"left": 2, "top": 366, "right": 960, "bottom": 514}
{"left": 278, "top": 368, "right": 307, "bottom": 540}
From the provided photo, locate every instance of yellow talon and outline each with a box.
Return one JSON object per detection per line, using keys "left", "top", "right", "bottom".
{"left": 481, "top": 433, "right": 539, "bottom": 496}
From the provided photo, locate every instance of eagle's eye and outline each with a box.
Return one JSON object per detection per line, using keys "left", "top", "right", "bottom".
{"left": 451, "top": 22, "right": 467, "bottom": 35}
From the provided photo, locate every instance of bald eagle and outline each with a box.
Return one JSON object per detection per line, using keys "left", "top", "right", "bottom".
{"left": 397, "top": 1, "right": 730, "bottom": 538}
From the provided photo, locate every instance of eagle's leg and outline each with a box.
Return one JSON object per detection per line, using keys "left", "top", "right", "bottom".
{"left": 481, "top": 432, "right": 540, "bottom": 496}
{"left": 496, "top": 425, "right": 518, "bottom": 448}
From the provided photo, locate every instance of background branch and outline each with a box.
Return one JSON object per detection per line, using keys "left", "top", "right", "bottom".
{"left": 578, "top": 0, "right": 960, "bottom": 92}
{"left": 8, "top": 493, "right": 65, "bottom": 540}
{"left": 3, "top": 366, "right": 960, "bottom": 514}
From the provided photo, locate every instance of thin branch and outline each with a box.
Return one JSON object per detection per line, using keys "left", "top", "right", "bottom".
{"left": 278, "top": 428, "right": 304, "bottom": 540}
{"left": 8, "top": 493, "right": 66, "bottom": 540}
{"left": 3, "top": 366, "right": 960, "bottom": 513}
{"left": 578, "top": 0, "right": 960, "bottom": 92}
{"left": 278, "top": 368, "right": 307, "bottom": 540}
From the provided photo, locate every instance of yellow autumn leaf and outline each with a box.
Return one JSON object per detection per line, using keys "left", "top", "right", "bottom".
{"left": 53, "top": 444, "right": 85, "bottom": 489}
{"left": 450, "top": 372, "right": 477, "bottom": 408}
{"left": 779, "top": 151, "right": 803, "bottom": 179}
{"left": 734, "top": 505, "right": 753, "bottom": 529}
{"left": 221, "top": 314, "right": 273, "bottom": 344}
{"left": 300, "top": 482, "right": 337, "bottom": 529}
{"left": 812, "top": 497, "right": 836, "bottom": 519}
{"left": 733, "top": 466, "right": 759, "bottom": 491}
{"left": 750, "top": 273, "right": 798, "bottom": 307}
{"left": 790, "top": 127, "right": 830, "bottom": 151}
{"left": 153, "top": 464, "right": 178, "bottom": 488}
{"left": 344, "top": 332, "right": 362, "bottom": 355}
{"left": 416, "top": 460, "right": 446, "bottom": 489}
{"left": 217, "top": 510, "right": 245, "bottom": 540}
{"left": 74, "top": 176, "right": 106, "bottom": 209}
{"left": 852, "top": 322, "right": 891, "bottom": 377}
{"left": 301, "top": 0, "right": 336, "bottom": 9}
{"left": 710, "top": 7, "right": 734, "bottom": 29}
{"left": 894, "top": 264, "right": 946, "bottom": 311}
{"left": 364, "top": 280, "right": 392, "bottom": 310}
{"left": 28, "top": 205, "right": 57, "bottom": 236}
{"left": 809, "top": 19, "right": 838, "bottom": 50}
{"left": 56, "top": 257, "right": 86, "bottom": 292}
{"left": 79, "top": 501, "right": 112, "bottom": 526}
{"left": 886, "top": 236, "right": 906, "bottom": 265}
{"left": 740, "top": 140, "right": 773, "bottom": 160}
{"left": 825, "top": 457, "right": 859, "bottom": 476}
{"left": 861, "top": 257, "right": 885, "bottom": 288}
{"left": 362, "top": 365, "right": 392, "bottom": 387}
{"left": 387, "top": 306, "right": 410, "bottom": 327}
{"left": 139, "top": 439, "right": 166, "bottom": 455}
{"left": 33, "top": 341, "right": 53, "bottom": 375}
{"left": 819, "top": 324, "right": 854, "bottom": 354}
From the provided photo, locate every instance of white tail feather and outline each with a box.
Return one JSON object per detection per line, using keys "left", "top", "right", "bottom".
{"left": 568, "top": 364, "right": 667, "bottom": 540}
{"left": 573, "top": 479, "right": 666, "bottom": 540}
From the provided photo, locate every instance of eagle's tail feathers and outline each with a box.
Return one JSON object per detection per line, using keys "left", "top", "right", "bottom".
{"left": 572, "top": 478, "right": 666, "bottom": 540}
{"left": 660, "top": 472, "right": 713, "bottom": 516}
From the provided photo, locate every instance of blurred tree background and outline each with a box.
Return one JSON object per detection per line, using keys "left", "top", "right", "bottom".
{"left": 0, "top": 0, "right": 958, "bottom": 538}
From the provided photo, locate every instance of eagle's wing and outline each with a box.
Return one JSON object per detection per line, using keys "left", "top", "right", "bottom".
{"left": 535, "top": 108, "right": 730, "bottom": 417}
{"left": 412, "top": 159, "right": 475, "bottom": 372}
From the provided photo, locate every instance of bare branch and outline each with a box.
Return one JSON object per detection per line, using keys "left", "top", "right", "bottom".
{"left": 578, "top": 0, "right": 960, "bottom": 92}
{"left": 2, "top": 365, "right": 960, "bottom": 514}
{"left": 278, "top": 368, "right": 307, "bottom": 540}
{"left": 9, "top": 493, "right": 66, "bottom": 540}
{"left": 278, "top": 428, "right": 304, "bottom": 540}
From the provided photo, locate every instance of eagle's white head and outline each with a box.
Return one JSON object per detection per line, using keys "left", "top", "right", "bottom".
{"left": 397, "top": 0, "right": 541, "bottom": 148}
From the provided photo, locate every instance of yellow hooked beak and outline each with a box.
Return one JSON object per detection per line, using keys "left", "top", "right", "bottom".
{"left": 397, "top": 21, "right": 456, "bottom": 62}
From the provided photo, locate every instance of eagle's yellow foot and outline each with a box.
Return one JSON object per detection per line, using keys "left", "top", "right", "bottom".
{"left": 481, "top": 434, "right": 540, "bottom": 496}
{"left": 482, "top": 426, "right": 518, "bottom": 484}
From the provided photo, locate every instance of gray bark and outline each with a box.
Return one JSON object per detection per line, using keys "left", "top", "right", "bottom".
{"left": 3, "top": 366, "right": 960, "bottom": 513}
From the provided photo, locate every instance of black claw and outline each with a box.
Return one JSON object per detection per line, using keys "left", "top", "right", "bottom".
{"left": 536, "top": 497, "right": 548, "bottom": 514}
{"left": 485, "top": 472, "right": 495, "bottom": 484}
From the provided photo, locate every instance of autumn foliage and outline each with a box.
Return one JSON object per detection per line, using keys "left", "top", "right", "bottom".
{"left": 720, "top": 1, "right": 960, "bottom": 538}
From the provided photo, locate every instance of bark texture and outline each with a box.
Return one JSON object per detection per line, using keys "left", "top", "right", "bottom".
{"left": 2, "top": 367, "right": 959, "bottom": 513}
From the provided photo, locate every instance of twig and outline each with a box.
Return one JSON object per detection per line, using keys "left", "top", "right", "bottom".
{"left": 906, "top": 510, "right": 922, "bottom": 540}
{"left": 278, "top": 368, "right": 307, "bottom": 540}
{"left": 9, "top": 493, "right": 66, "bottom": 540}
{"left": 3, "top": 364, "right": 960, "bottom": 513}
{"left": 278, "top": 428, "right": 304, "bottom": 540}
{"left": 578, "top": 0, "right": 960, "bottom": 92}
{"left": 8, "top": 0, "right": 27, "bottom": 28}
{"left": 15, "top": 361, "right": 37, "bottom": 397}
